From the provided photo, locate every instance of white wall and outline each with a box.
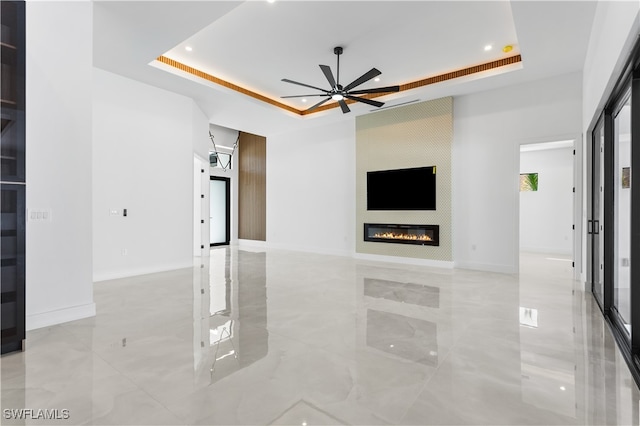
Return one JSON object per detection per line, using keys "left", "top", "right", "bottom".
{"left": 266, "top": 120, "right": 355, "bottom": 256}
{"left": 520, "top": 147, "right": 574, "bottom": 255}
{"left": 453, "top": 72, "right": 582, "bottom": 273}
{"left": 25, "top": 1, "right": 95, "bottom": 329}
{"left": 583, "top": 1, "right": 640, "bottom": 129}
{"left": 93, "top": 68, "right": 208, "bottom": 281}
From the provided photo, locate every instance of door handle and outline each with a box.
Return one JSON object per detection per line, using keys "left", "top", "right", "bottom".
{"left": 588, "top": 220, "right": 592, "bottom": 234}
{"left": 594, "top": 220, "right": 600, "bottom": 235}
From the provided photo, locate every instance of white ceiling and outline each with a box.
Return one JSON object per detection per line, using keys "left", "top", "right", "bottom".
{"left": 93, "top": 1, "right": 598, "bottom": 136}
{"left": 162, "top": 1, "right": 519, "bottom": 109}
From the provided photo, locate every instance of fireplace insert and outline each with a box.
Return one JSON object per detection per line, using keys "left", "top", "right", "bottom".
{"left": 364, "top": 223, "right": 439, "bottom": 246}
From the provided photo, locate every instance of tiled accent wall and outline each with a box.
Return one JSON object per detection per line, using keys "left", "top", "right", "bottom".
{"left": 355, "top": 97, "right": 453, "bottom": 261}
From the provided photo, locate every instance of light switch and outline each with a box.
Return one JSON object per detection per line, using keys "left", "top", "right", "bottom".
{"left": 28, "top": 209, "right": 52, "bottom": 222}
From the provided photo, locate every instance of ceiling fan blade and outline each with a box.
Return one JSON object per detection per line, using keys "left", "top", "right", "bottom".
{"left": 342, "top": 68, "right": 382, "bottom": 92}
{"left": 281, "top": 94, "right": 329, "bottom": 98}
{"left": 338, "top": 99, "right": 351, "bottom": 114}
{"left": 345, "top": 95, "right": 384, "bottom": 108}
{"left": 281, "top": 78, "right": 329, "bottom": 93}
{"left": 306, "top": 97, "right": 331, "bottom": 112}
{"left": 319, "top": 65, "right": 336, "bottom": 89}
{"left": 348, "top": 85, "right": 400, "bottom": 95}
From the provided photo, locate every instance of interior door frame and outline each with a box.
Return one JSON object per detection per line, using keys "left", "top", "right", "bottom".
{"left": 210, "top": 176, "right": 231, "bottom": 246}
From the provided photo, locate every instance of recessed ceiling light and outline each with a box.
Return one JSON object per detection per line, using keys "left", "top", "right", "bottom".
{"left": 185, "top": 46, "right": 193, "bottom": 52}
{"left": 301, "top": 98, "right": 307, "bottom": 103}
{"left": 374, "top": 77, "right": 381, "bottom": 82}
{"left": 560, "top": 386, "right": 566, "bottom": 391}
{"left": 503, "top": 45, "right": 514, "bottom": 53}
{"left": 267, "top": 0, "right": 276, "bottom": 3}
{"left": 484, "top": 45, "right": 492, "bottom": 52}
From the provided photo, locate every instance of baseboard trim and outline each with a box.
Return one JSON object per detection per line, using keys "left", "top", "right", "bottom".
{"left": 263, "top": 242, "right": 352, "bottom": 258}
{"left": 354, "top": 252, "right": 454, "bottom": 269}
{"left": 93, "top": 261, "right": 194, "bottom": 282}
{"left": 519, "top": 247, "right": 572, "bottom": 256}
{"left": 235, "top": 242, "right": 530, "bottom": 275}
{"left": 237, "top": 239, "right": 268, "bottom": 249}
{"left": 239, "top": 241, "right": 454, "bottom": 268}
{"left": 454, "top": 261, "right": 517, "bottom": 274}
{"left": 26, "top": 302, "right": 96, "bottom": 331}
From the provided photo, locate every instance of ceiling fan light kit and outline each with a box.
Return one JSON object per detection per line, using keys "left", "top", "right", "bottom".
{"left": 281, "top": 46, "right": 400, "bottom": 114}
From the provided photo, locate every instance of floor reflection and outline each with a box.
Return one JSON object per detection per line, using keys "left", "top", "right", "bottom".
{"left": 197, "top": 248, "right": 268, "bottom": 385}
{"left": 0, "top": 249, "right": 639, "bottom": 425}
{"left": 360, "top": 273, "right": 443, "bottom": 370}
{"left": 364, "top": 278, "right": 440, "bottom": 308}
{"left": 366, "top": 309, "right": 438, "bottom": 366}
{"left": 518, "top": 253, "right": 578, "bottom": 419}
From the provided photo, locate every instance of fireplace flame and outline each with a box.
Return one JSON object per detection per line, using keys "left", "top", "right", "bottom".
{"left": 372, "top": 232, "right": 432, "bottom": 241}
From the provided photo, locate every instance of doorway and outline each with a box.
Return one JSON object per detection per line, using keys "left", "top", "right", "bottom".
{"left": 519, "top": 140, "right": 576, "bottom": 277}
{"left": 210, "top": 176, "right": 230, "bottom": 246}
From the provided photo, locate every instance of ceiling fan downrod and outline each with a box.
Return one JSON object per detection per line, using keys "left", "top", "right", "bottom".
{"left": 334, "top": 46, "right": 342, "bottom": 88}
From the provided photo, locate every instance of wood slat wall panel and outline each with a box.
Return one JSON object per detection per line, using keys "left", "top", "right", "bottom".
{"left": 238, "top": 131, "right": 266, "bottom": 241}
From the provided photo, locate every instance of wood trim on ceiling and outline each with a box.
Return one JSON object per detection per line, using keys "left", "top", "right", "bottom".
{"left": 156, "top": 56, "right": 301, "bottom": 115}
{"left": 157, "top": 54, "right": 522, "bottom": 116}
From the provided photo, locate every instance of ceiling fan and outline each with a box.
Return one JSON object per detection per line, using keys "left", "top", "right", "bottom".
{"left": 281, "top": 46, "right": 400, "bottom": 114}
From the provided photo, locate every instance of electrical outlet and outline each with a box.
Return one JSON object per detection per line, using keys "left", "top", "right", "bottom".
{"left": 110, "top": 209, "right": 119, "bottom": 216}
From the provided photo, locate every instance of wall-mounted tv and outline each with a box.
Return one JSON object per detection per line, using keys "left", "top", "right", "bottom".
{"left": 367, "top": 166, "right": 436, "bottom": 210}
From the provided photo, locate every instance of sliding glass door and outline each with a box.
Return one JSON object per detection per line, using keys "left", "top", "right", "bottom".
{"left": 587, "top": 44, "right": 640, "bottom": 383}
{"left": 589, "top": 119, "right": 605, "bottom": 308}
{"left": 613, "top": 91, "right": 632, "bottom": 336}
{"left": 589, "top": 82, "right": 634, "bottom": 344}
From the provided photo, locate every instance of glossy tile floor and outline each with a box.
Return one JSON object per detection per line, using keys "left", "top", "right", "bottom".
{"left": 2, "top": 247, "right": 639, "bottom": 425}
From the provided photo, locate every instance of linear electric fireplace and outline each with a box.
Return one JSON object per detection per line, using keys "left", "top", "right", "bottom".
{"left": 364, "top": 224, "right": 439, "bottom": 246}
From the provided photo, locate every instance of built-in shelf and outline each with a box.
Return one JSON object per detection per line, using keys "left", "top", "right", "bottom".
{"left": 1, "top": 0, "right": 25, "bottom": 355}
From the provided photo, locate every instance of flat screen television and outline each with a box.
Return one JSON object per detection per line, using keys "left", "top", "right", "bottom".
{"left": 367, "top": 166, "right": 436, "bottom": 210}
